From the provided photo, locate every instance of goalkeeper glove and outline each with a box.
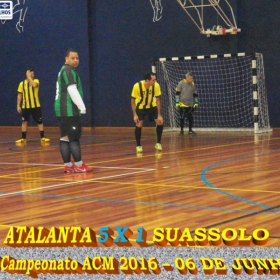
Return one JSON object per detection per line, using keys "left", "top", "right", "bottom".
{"left": 193, "top": 99, "right": 199, "bottom": 108}
{"left": 175, "top": 99, "right": 180, "bottom": 108}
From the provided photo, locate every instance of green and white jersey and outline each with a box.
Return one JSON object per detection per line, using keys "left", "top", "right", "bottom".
{"left": 54, "top": 64, "right": 84, "bottom": 117}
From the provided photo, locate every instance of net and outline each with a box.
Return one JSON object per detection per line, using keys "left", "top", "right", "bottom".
{"left": 153, "top": 53, "right": 271, "bottom": 133}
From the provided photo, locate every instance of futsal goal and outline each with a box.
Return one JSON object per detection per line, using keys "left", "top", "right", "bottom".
{"left": 152, "top": 53, "right": 271, "bottom": 133}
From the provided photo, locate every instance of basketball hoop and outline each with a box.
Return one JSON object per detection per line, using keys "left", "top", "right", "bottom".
{"left": 201, "top": 25, "right": 241, "bottom": 36}
{"left": 176, "top": 0, "right": 241, "bottom": 36}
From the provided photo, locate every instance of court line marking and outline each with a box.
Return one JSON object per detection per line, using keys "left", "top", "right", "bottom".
{"left": 3, "top": 135, "right": 279, "bottom": 168}
{"left": 11, "top": 192, "right": 280, "bottom": 216}
{"left": 0, "top": 163, "right": 154, "bottom": 178}
{"left": 0, "top": 168, "right": 155, "bottom": 198}
{"left": 201, "top": 151, "right": 279, "bottom": 210}
{"left": 72, "top": 180, "right": 280, "bottom": 195}
{"left": 0, "top": 162, "right": 150, "bottom": 170}
{"left": 3, "top": 162, "right": 276, "bottom": 215}
{"left": 2, "top": 168, "right": 280, "bottom": 195}
{"left": 3, "top": 137, "right": 279, "bottom": 209}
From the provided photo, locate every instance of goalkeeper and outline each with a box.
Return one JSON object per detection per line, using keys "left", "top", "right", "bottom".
{"left": 175, "top": 72, "right": 198, "bottom": 135}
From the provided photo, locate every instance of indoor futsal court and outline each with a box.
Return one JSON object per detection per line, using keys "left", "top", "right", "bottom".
{"left": 0, "top": 126, "right": 279, "bottom": 247}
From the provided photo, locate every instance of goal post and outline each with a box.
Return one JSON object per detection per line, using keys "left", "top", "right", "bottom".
{"left": 152, "top": 52, "right": 271, "bottom": 133}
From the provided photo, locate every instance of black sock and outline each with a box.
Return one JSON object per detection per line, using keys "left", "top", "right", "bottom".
{"left": 188, "top": 115, "right": 194, "bottom": 131}
{"left": 180, "top": 119, "right": 184, "bottom": 131}
{"left": 156, "top": 125, "right": 163, "bottom": 143}
{"left": 22, "top": 132, "right": 27, "bottom": 139}
{"left": 59, "top": 140, "right": 71, "bottom": 163}
{"left": 69, "top": 140, "right": 81, "bottom": 162}
{"left": 40, "top": 131, "right": 45, "bottom": 138}
{"left": 135, "top": 127, "right": 142, "bottom": 146}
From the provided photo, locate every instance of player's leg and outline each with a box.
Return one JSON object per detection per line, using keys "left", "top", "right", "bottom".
{"left": 151, "top": 107, "right": 164, "bottom": 150}
{"left": 58, "top": 117, "right": 73, "bottom": 173}
{"left": 15, "top": 109, "right": 29, "bottom": 143}
{"left": 135, "top": 109, "right": 144, "bottom": 152}
{"left": 186, "top": 107, "right": 195, "bottom": 134}
{"left": 179, "top": 107, "right": 186, "bottom": 135}
{"left": 67, "top": 116, "right": 93, "bottom": 173}
{"left": 33, "top": 108, "right": 50, "bottom": 142}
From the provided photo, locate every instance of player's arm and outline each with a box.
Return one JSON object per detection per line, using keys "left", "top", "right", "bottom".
{"left": 193, "top": 86, "right": 198, "bottom": 108}
{"left": 17, "top": 93, "right": 22, "bottom": 113}
{"left": 156, "top": 96, "right": 162, "bottom": 116}
{"left": 175, "top": 87, "right": 181, "bottom": 108}
{"left": 131, "top": 84, "right": 140, "bottom": 124}
{"left": 26, "top": 70, "right": 38, "bottom": 88}
{"left": 155, "top": 97, "right": 163, "bottom": 125}
{"left": 131, "top": 97, "right": 139, "bottom": 124}
{"left": 155, "top": 83, "right": 163, "bottom": 123}
{"left": 175, "top": 88, "right": 180, "bottom": 99}
{"left": 67, "top": 84, "right": 86, "bottom": 114}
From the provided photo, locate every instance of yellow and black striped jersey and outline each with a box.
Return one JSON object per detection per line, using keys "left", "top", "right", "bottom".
{"left": 17, "top": 79, "right": 40, "bottom": 109}
{"left": 131, "top": 80, "right": 161, "bottom": 109}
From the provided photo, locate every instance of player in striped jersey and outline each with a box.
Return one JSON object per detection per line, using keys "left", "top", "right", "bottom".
{"left": 131, "top": 72, "right": 164, "bottom": 153}
{"left": 15, "top": 69, "right": 50, "bottom": 143}
{"left": 54, "top": 49, "right": 93, "bottom": 173}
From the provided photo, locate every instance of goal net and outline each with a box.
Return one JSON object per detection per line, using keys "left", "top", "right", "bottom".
{"left": 153, "top": 53, "right": 271, "bottom": 133}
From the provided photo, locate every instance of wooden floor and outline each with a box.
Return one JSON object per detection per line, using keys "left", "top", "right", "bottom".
{"left": 0, "top": 126, "right": 279, "bottom": 246}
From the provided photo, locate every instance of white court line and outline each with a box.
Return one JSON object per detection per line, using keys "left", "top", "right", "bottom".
{"left": 1, "top": 162, "right": 151, "bottom": 171}
{"left": 0, "top": 168, "right": 155, "bottom": 198}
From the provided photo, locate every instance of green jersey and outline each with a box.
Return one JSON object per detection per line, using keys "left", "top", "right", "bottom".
{"left": 54, "top": 64, "right": 84, "bottom": 117}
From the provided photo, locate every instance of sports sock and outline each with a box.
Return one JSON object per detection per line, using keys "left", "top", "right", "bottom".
{"left": 69, "top": 140, "right": 82, "bottom": 162}
{"left": 59, "top": 140, "right": 71, "bottom": 163}
{"left": 135, "top": 127, "right": 142, "bottom": 146}
{"left": 74, "top": 161, "right": 83, "bottom": 167}
{"left": 22, "top": 132, "right": 27, "bottom": 139}
{"left": 156, "top": 125, "right": 163, "bottom": 144}
{"left": 40, "top": 131, "right": 45, "bottom": 138}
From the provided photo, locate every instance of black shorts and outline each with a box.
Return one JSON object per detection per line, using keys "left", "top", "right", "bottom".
{"left": 180, "top": 107, "right": 193, "bottom": 119}
{"left": 136, "top": 107, "right": 158, "bottom": 122}
{"left": 22, "top": 108, "right": 42, "bottom": 122}
{"left": 57, "top": 116, "right": 82, "bottom": 141}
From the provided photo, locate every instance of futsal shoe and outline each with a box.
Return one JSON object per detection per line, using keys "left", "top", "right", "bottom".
{"left": 136, "top": 146, "right": 143, "bottom": 153}
{"left": 155, "top": 143, "right": 162, "bottom": 151}
{"left": 41, "top": 141, "right": 50, "bottom": 147}
{"left": 41, "top": 137, "right": 50, "bottom": 142}
{"left": 64, "top": 165, "right": 74, "bottom": 173}
{"left": 15, "top": 138, "right": 27, "bottom": 143}
{"left": 188, "top": 130, "right": 196, "bottom": 134}
{"left": 73, "top": 163, "right": 93, "bottom": 173}
{"left": 155, "top": 153, "right": 162, "bottom": 159}
{"left": 180, "top": 130, "right": 184, "bottom": 135}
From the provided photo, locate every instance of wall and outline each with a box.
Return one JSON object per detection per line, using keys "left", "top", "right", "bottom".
{"left": 92, "top": 1, "right": 238, "bottom": 126}
{"left": 0, "top": 1, "right": 279, "bottom": 127}
{"left": 237, "top": 0, "right": 280, "bottom": 127}
{"left": 0, "top": 0, "right": 91, "bottom": 126}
